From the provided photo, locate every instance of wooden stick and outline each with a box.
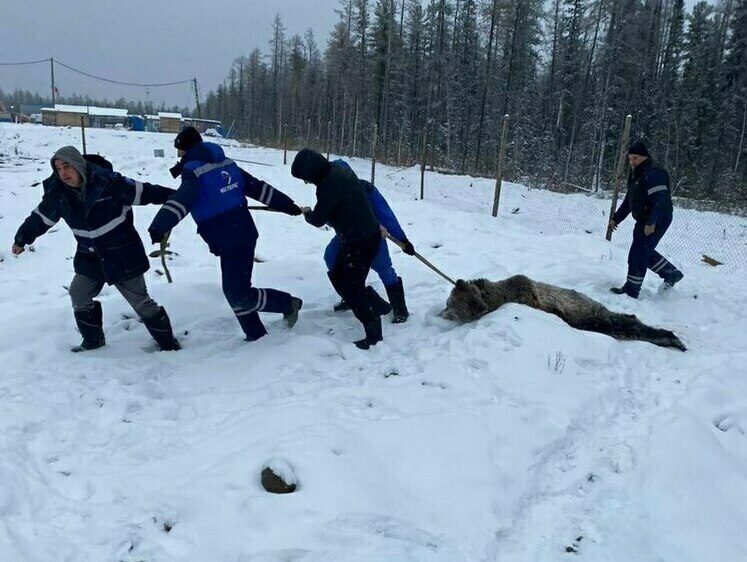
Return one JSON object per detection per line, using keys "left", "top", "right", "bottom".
{"left": 383, "top": 232, "right": 456, "bottom": 286}
{"left": 80, "top": 115, "right": 87, "bottom": 154}
{"left": 160, "top": 232, "right": 172, "bottom": 283}
{"left": 246, "top": 206, "right": 282, "bottom": 212}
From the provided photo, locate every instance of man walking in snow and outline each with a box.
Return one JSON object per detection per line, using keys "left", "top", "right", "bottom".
{"left": 291, "top": 149, "right": 392, "bottom": 350}
{"left": 324, "top": 159, "right": 414, "bottom": 324}
{"left": 12, "top": 146, "right": 181, "bottom": 352}
{"left": 148, "top": 127, "right": 304, "bottom": 342}
{"left": 608, "top": 141, "right": 684, "bottom": 298}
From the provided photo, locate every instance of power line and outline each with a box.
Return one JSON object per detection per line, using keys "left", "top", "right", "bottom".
{"left": 0, "top": 58, "right": 51, "bottom": 66}
{"left": 54, "top": 59, "right": 194, "bottom": 88}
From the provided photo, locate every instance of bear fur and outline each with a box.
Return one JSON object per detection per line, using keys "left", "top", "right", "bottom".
{"left": 441, "top": 275, "right": 686, "bottom": 351}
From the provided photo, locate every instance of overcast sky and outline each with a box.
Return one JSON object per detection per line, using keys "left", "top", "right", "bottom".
{"left": 1, "top": 0, "right": 340, "bottom": 108}
{"left": 2, "top": 0, "right": 708, "bottom": 110}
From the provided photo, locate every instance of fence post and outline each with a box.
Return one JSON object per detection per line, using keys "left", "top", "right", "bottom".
{"left": 306, "top": 118, "right": 312, "bottom": 148}
{"left": 420, "top": 124, "right": 428, "bottom": 200}
{"left": 326, "top": 120, "right": 332, "bottom": 160}
{"left": 606, "top": 114, "right": 632, "bottom": 241}
{"left": 283, "top": 124, "right": 288, "bottom": 166}
{"left": 371, "top": 122, "right": 378, "bottom": 184}
{"left": 80, "top": 115, "right": 87, "bottom": 154}
{"left": 492, "top": 114, "right": 510, "bottom": 217}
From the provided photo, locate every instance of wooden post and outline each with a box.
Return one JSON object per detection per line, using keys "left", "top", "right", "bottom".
{"left": 326, "top": 120, "right": 332, "bottom": 160}
{"left": 283, "top": 124, "right": 288, "bottom": 165}
{"left": 606, "top": 114, "right": 632, "bottom": 241}
{"left": 492, "top": 114, "right": 510, "bottom": 217}
{"left": 371, "top": 122, "right": 378, "bottom": 184}
{"left": 306, "top": 118, "right": 312, "bottom": 147}
{"left": 50, "top": 57, "right": 56, "bottom": 107}
{"left": 420, "top": 124, "right": 427, "bottom": 200}
{"left": 80, "top": 115, "right": 87, "bottom": 154}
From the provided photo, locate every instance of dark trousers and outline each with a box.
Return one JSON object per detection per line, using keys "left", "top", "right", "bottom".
{"left": 329, "top": 235, "right": 380, "bottom": 326}
{"left": 220, "top": 239, "right": 291, "bottom": 340}
{"left": 625, "top": 216, "right": 680, "bottom": 294}
{"left": 69, "top": 273, "right": 161, "bottom": 319}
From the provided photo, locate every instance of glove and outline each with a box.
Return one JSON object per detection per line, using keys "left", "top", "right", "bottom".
{"left": 401, "top": 239, "right": 416, "bottom": 256}
{"left": 149, "top": 229, "right": 163, "bottom": 245}
{"left": 288, "top": 204, "right": 303, "bottom": 216}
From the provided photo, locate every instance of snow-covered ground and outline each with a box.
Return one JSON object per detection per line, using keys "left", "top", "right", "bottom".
{"left": 1, "top": 122, "right": 746, "bottom": 562}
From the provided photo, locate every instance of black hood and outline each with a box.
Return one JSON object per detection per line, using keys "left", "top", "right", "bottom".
{"left": 291, "top": 149, "right": 330, "bottom": 185}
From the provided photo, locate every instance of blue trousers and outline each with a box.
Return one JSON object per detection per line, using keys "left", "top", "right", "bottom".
{"left": 625, "top": 216, "right": 680, "bottom": 295}
{"left": 220, "top": 239, "right": 291, "bottom": 340}
{"left": 324, "top": 236, "right": 398, "bottom": 288}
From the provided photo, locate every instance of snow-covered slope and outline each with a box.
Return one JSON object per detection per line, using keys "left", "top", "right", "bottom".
{"left": 1, "top": 123, "right": 745, "bottom": 562}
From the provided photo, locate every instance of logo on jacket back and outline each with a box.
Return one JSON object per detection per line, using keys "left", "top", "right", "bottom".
{"left": 219, "top": 170, "right": 239, "bottom": 193}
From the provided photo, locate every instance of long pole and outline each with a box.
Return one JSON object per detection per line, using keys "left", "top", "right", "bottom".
{"left": 384, "top": 232, "right": 456, "bottom": 286}
{"left": 193, "top": 78, "right": 202, "bottom": 118}
{"left": 420, "top": 124, "right": 427, "bottom": 200}
{"left": 283, "top": 124, "right": 288, "bottom": 165}
{"left": 492, "top": 114, "right": 510, "bottom": 217}
{"left": 50, "top": 58, "right": 56, "bottom": 107}
{"left": 606, "top": 114, "right": 632, "bottom": 241}
{"left": 80, "top": 116, "right": 87, "bottom": 154}
{"left": 371, "top": 122, "right": 378, "bottom": 184}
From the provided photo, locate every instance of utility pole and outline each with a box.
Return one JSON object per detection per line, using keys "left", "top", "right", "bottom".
{"left": 193, "top": 78, "right": 202, "bottom": 118}
{"left": 50, "top": 58, "right": 56, "bottom": 106}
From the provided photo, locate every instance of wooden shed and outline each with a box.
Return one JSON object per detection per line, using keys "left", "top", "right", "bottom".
{"left": 158, "top": 112, "right": 182, "bottom": 134}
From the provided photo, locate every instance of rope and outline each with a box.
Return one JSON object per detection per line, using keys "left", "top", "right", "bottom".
{"left": 54, "top": 59, "right": 193, "bottom": 88}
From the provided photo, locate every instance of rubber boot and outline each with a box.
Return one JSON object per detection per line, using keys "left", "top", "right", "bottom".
{"left": 385, "top": 277, "right": 409, "bottom": 324}
{"left": 365, "top": 286, "right": 392, "bottom": 317}
{"left": 142, "top": 307, "right": 181, "bottom": 351}
{"left": 354, "top": 316, "right": 383, "bottom": 350}
{"left": 284, "top": 297, "right": 303, "bottom": 329}
{"left": 72, "top": 301, "right": 106, "bottom": 352}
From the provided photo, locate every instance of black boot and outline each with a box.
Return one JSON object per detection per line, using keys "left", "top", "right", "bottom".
{"left": 333, "top": 299, "right": 351, "bottom": 312}
{"left": 365, "top": 286, "right": 392, "bottom": 317}
{"left": 142, "top": 307, "right": 181, "bottom": 351}
{"left": 609, "top": 284, "right": 639, "bottom": 298}
{"left": 284, "top": 297, "right": 303, "bottom": 329}
{"left": 354, "top": 316, "right": 383, "bottom": 350}
{"left": 385, "top": 277, "right": 409, "bottom": 324}
{"left": 72, "top": 301, "right": 106, "bottom": 352}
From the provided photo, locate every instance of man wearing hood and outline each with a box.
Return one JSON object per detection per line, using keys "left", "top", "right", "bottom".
{"left": 291, "top": 148, "right": 392, "bottom": 350}
{"left": 148, "top": 127, "right": 304, "bottom": 342}
{"left": 12, "top": 146, "right": 181, "bottom": 352}
{"left": 608, "top": 141, "right": 684, "bottom": 298}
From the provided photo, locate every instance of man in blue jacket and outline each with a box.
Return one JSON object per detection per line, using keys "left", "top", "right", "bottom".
{"left": 608, "top": 142, "right": 684, "bottom": 298}
{"left": 324, "top": 159, "right": 414, "bottom": 323}
{"left": 12, "top": 146, "right": 181, "bottom": 352}
{"left": 148, "top": 127, "right": 304, "bottom": 342}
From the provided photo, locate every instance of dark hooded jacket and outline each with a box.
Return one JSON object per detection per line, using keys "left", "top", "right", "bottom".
{"left": 613, "top": 158, "right": 673, "bottom": 226}
{"left": 14, "top": 146, "right": 175, "bottom": 283}
{"left": 291, "top": 149, "right": 379, "bottom": 243}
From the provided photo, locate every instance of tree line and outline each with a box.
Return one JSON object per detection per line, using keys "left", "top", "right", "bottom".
{"left": 203, "top": 0, "right": 747, "bottom": 204}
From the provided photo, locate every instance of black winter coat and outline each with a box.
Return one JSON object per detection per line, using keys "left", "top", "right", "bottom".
{"left": 293, "top": 151, "right": 379, "bottom": 242}
{"left": 14, "top": 163, "right": 174, "bottom": 284}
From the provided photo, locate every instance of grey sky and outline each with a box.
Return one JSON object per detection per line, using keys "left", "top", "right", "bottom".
{"left": 2, "top": 0, "right": 709, "bottom": 110}
{"left": 1, "top": 0, "right": 340, "bottom": 108}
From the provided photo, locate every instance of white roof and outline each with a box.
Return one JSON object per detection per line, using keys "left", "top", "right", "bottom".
{"left": 89, "top": 106, "right": 128, "bottom": 117}
{"left": 145, "top": 114, "right": 160, "bottom": 120}
{"left": 158, "top": 112, "right": 182, "bottom": 119}
{"left": 51, "top": 104, "right": 128, "bottom": 117}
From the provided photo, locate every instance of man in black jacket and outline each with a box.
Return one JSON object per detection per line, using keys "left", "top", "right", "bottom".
{"left": 291, "top": 149, "right": 391, "bottom": 350}
{"left": 12, "top": 146, "right": 180, "bottom": 352}
{"left": 608, "top": 142, "right": 684, "bottom": 298}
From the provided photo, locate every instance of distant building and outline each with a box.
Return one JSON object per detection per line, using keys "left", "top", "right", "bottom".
{"left": 158, "top": 112, "right": 182, "bottom": 134}
{"left": 145, "top": 114, "right": 160, "bottom": 132}
{"left": 40, "top": 104, "right": 129, "bottom": 128}
{"left": 0, "top": 101, "right": 12, "bottom": 123}
{"left": 182, "top": 117, "right": 223, "bottom": 135}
